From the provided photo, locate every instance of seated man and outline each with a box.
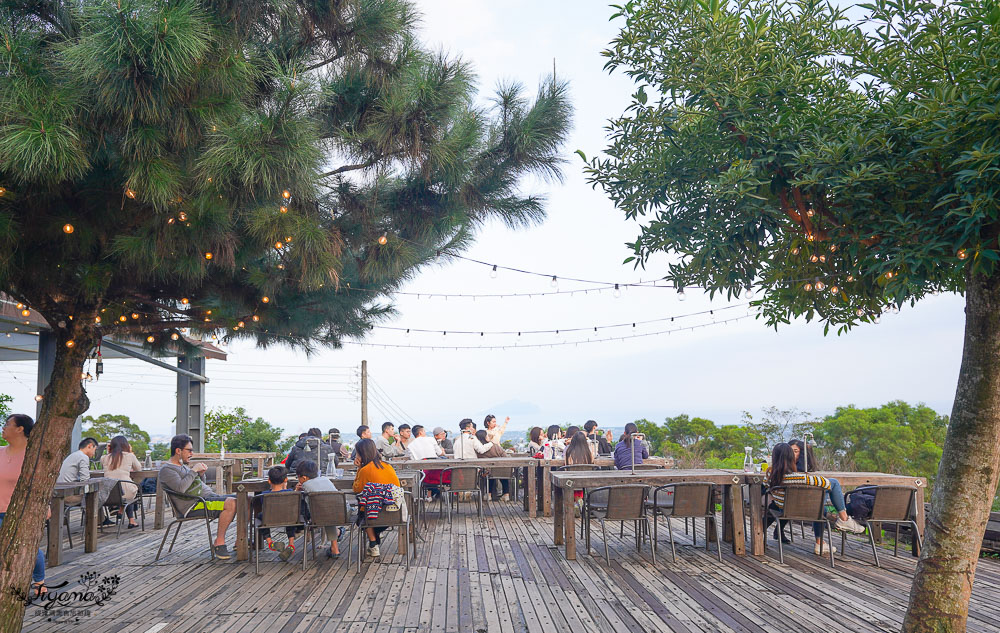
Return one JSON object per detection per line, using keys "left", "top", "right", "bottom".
{"left": 293, "top": 460, "right": 341, "bottom": 559}
{"left": 57, "top": 437, "right": 99, "bottom": 517}
{"left": 159, "top": 434, "right": 236, "bottom": 559}
{"left": 433, "top": 427, "right": 453, "bottom": 455}
{"left": 253, "top": 465, "right": 300, "bottom": 562}
{"left": 405, "top": 425, "right": 443, "bottom": 461}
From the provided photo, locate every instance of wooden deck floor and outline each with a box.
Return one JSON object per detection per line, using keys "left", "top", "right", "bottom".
{"left": 21, "top": 500, "right": 1000, "bottom": 633}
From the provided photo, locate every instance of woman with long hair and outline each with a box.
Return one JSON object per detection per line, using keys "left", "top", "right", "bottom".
{"left": 766, "top": 443, "right": 865, "bottom": 555}
{"left": 564, "top": 432, "right": 594, "bottom": 466}
{"left": 613, "top": 422, "right": 648, "bottom": 470}
{"left": 352, "top": 438, "right": 401, "bottom": 557}
{"left": 100, "top": 435, "right": 142, "bottom": 528}
{"left": 544, "top": 425, "right": 565, "bottom": 459}
{"left": 527, "top": 427, "right": 544, "bottom": 455}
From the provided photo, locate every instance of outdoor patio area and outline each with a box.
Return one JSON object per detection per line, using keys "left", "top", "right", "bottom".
{"left": 22, "top": 501, "right": 1000, "bottom": 633}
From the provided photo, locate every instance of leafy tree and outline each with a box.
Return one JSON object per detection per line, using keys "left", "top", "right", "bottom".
{"left": 149, "top": 442, "right": 169, "bottom": 462}
{"left": 662, "top": 414, "right": 716, "bottom": 447}
{"left": 584, "top": 0, "right": 998, "bottom": 627}
{"left": 204, "top": 406, "right": 286, "bottom": 453}
{"left": 0, "top": 0, "right": 570, "bottom": 626}
{"left": 0, "top": 394, "right": 12, "bottom": 446}
{"left": 742, "top": 406, "right": 815, "bottom": 448}
{"left": 81, "top": 413, "right": 151, "bottom": 458}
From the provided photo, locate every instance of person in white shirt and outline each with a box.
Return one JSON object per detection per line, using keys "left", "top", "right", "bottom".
{"left": 405, "top": 426, "right": 444, "bottom": 460}
{"left": 454, "top": 419, "right": 494, "bottom": 459}
{"left": 484, "top": 414, "right": 510, "bottom": 445}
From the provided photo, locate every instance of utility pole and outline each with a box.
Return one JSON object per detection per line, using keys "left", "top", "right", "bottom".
{"left": 360, "top": 359, "right": 368, "bottom": 427}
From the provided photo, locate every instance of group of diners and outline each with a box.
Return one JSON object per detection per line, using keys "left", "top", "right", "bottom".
{"left": 526, "top": 420, "right": 649, "bottom": 471}
{"left": 160, "top": 433, "right": 403, "bottom": 560}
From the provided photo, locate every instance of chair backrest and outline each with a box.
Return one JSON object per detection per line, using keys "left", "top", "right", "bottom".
{"left": 102, "top": 480, "right": 127, "bottom": 507}
{"left": 603, "top": 484, "right": 648, "bottom": 520}
{"left": 259, "top": 492, "right": 304, "bottom": 527}
{"left": 870, "top": 486, "right": 917, "bottom": 522}
{"left": 663, "top": 483, "right": 714, "bottom": 517}
{"left": 445, "top": 467, "right": 480, "bottom": 491}
{"left": 305, "top": 491, "right": 351, "bottom": 525}
{"left": 489, "top": 467, "right": 514, "bottom": 478}
{"left": 773, "top": 485, "right": 826, "bottom": 521}
{"left": 362, "top": 492, "right": 408, "bottom": 527}
{"left": 331, "top": 478, "right": 356, "bottom": 491}
{"left": 163, "top": 488, "right": 197, "bottom": 519}
{"left": 555, "top": 464, "right": 598, "bottom": 472}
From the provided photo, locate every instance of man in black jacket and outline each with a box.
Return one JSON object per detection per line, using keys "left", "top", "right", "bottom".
{"left": 286, "top": 428, "right": 333, "bottom": 472}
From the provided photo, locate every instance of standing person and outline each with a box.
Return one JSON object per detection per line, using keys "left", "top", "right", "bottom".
{"left": 527, "top": 427, "right": 545, "bottom": 455}
{"left": 375, "top": 422, "right": 405, "bottom": 458}
{"left": 454, "top": 419, "right": 494, "bottom": 459}
{"left": 328, "top": 428, "right": 349, "bottom": 465}
{"left": 286, "top": 428, "right": 333, "bottom": 473}
{"left": 397, "top": 424, "right": 413, "bottom": 450}
{"left": 294, "top": 460, "right": 341, "bottom": 559}
{"left": 352, "top": 439, "right": 401, "bottom": 557}
{"left": 475, "top": 430, "right": 510, "bottom": 501}
{"left": 613, "top": 422, "right": 648, "bottom": 470}
{"left": 0, "top": 414, "right": 47, "bottom": 597}
{"left": 484, "top": 415, "right": 510, "bottom": 446}
{"left": 433, "top": 427, "right": 453, "bottom": 455}
{"left": 159, "top": 434, "right": 237, "bottom": 559}
{"left": 583, "top": 420, "right": 614, "bottom": 455}
{"left": 100, "top": 435, "right": 143, "bottom": 528}
{"left": 766, "top": 443, "right": 866, "bottom": 555}
{"left": 405, "top": 426, "right": 444, "bottom": 460}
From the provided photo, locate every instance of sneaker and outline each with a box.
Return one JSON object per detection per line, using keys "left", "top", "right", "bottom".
{"left": 279, "top": 542, "right": 295, "bottom": 562}
{"left": 501, "top": 494, "right": 510, "bottom": 502}
{"left": 100, "top": 518, "right": 115, "bottom": 527}
{"left": 265, "top": 538, "right": 278, "bottom": 552}
{"left": 835, "top": 516, "right": 866, "bottom": 534}
{"left": 813, "top": 542, "right": 837, "bottom": 556}
{"left": 213, "top": 544, "right": 232, "bottom": 560}
{"left": 368, "top": 544, "right": 380, "bottom": 557}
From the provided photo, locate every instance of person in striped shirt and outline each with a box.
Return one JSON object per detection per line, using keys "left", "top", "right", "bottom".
{"left": 767, "top": 443, "right": 865, "bottom": 555}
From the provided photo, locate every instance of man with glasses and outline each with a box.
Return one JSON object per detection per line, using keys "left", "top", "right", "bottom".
{"left": 159, "top": 434, "right": 237, "bottom": 559}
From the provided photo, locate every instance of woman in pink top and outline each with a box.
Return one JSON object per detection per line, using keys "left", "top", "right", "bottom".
{"left": 0, "top": 413, "right": 47, "bottom": 597}
{"left": 100, "top": 436, "right": 143, "bottom": 528}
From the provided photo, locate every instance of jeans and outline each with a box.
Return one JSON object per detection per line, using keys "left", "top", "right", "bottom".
{"left": 0, "top": 512, "right": 45, "bottom": 583}
{"left": 811, "top": 478, "right": 847, "bottom": 539}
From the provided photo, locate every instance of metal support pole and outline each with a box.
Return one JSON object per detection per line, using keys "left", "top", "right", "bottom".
{"left": 360, "top": 360, "right": 368, "bottom": 427}
{"left": 176, "top": 356, "right": 206, "bottom": 452}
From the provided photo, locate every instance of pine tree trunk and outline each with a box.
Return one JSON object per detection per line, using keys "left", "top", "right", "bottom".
{"left": 903, "top": 270, "right": 1000, "bottom": 633}
{"left": 0, "top": 329, "right": 92, "bottom": 633}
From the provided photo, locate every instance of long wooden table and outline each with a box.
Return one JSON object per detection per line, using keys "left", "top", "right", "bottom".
{"left": 531, "top": 456, "right": 669, "bottom": 517}
{"left": 48, "top": 480, "right": 101, "bottom": 567}
{"left": 193, "top": 452, "right": 276, "bottom": 478}
{"left": 233, "top": 472, "right": 421, "bottom": 562}
{"left": 550, "top": 469, "right": 749, "bottom": 560}
{"left": 744, "top": 471, "right": 927, "bottom": 557}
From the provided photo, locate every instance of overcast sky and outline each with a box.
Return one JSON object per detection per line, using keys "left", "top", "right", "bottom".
{"left": 1, "top": 1, "right": 965, "bottom": 438}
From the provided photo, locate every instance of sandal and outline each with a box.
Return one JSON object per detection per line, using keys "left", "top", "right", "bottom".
{"left": 32, "top": 582, "right": 47, "bottom": 599}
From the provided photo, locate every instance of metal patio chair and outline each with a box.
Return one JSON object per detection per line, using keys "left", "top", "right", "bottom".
{"left": 649, "top": 482, "right": 722, "bottom": 562}
{"left": 841, "top": 486, "right": 922, "bottom": 567}
{"left": 766, "top": 485, "right": 836, "bottom": 567}
{"left": 582, "top": 484, "right": 654, "bottom": 565}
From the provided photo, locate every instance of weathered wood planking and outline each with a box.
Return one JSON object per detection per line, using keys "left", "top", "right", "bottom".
{"left": 21, "top": 493, "right": 1000, "bottom": 633}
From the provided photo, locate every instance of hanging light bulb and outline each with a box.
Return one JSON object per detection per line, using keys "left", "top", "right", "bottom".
{"left": 815, "top": 281, "right": 826, "bottom": 291}
{"left": 34, "top": 394, "right": 43, "bottom": 402}
{"left": 0, "top": 187, "right": 5, "bottom": 196}
{"left": 613, "top": 284, "right": 621, "bottom": 299}
{"left": 146, "top": 335, "right": 155, "bottom": 343}
{"left": 20, "top": 309, "right": 29, "bottom": 317}
{"left": 405, "top": 328, "right": 410, "bottom": 336}
{"left": 131, "top": 312, "right": 139, "bottom": 319}
{"left": 873, "top": 315, "right": 881, "bottom": 324}
{"left": 807, "top": 233, "right": 815, "bottom": 241}
{"left": 279, "top": 205, "right": 288, "bottom": 214}
{"left": 829, "top": 285, "right": 839, "bottom": 294}
{"left": 181, "top": 298, "right": 189, "bottom": 305}
{"left": 65, "top": 340, "right": 75, "bottom": 348}
{"left": 378, "top": 234, "right": 388, "bottom": 245}
{"left": 885, "top": 271, "right": 893, "bottom": 280}
{"left": 204, "top": 252, "right": 213, "bottom": 260}
{"left": 490, "top": 265, "right": 498, "bottom": 279}
{"left": 856, "top": 309, "right": 864, "bottom": 317}
{"left": 15, "top": 303, "right": 23, "bottom": 309}
{"left": 282, "top": 190, "right": 291, "bottom": 199}
{"left": 810, "top": 255, "right": 819, "bottom": 263}
{"left": 125, "top": 188, "right": 136, "bottom": 199}
{"left": 806, "top": 208, "right": 815, "bottom": 217}
{"left": 677, "top": 286, "right": 686, "bottom": 301}
{"left": 804, "top": 283, "right": 813, "bottom": 292}
{"left": 63, "top": 223, "right": 74, "bottom": 234}
{"left": 170, "top": 333, "right": 180, "bottom": 341}
{"left": 790, "top": 247, "right": 800, "bottom": 256}
{"left": 252, "top": 315, "right": 260, "bottom": 322}
{"left": 119, "top": 315, "right": 127, "bottom": 322}
{"left": 262, "top": 296, "right": 270, "bottom": 303}
{"left": 819, "top": 255, "right": 827, "bottom": 263}
{"left": 274, "top": 241, "right": 283, "bottom": 250}
{"left": 957, "top": 249, "right": 968, "bottom": 260}
{"left": 550, "top": 276, "right": 558, "bottom": 288}
{"left": 237, "top": 321, "right": 245, "bottom": 328}
{"left": 95, "top": 316, "right": 101, "bottom": 323}
{"left": 829, "top": 244, "right": 837, "bottom": 253}
{"left": 284, "top": 236, "right": 292, "bottom": 243}
{"left": 168, "top": 218, "right": 176, "bottom": 225}
{"left": 178, "top": 211, "right": 188, "bottom": 222}
{"left": 846, "top": 275, "right": 855, "bottom": 282}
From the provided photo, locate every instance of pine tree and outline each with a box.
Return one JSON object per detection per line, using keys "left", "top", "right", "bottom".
{"left": 0, "top": 0, "right": 571, "bottom": 626}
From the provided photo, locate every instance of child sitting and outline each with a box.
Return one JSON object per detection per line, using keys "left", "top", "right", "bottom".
{"left": 293, "top": 459, "right": 342, "bottom": 559}
{"left": 255, "top": 465, "right": 301, "bottom": 562}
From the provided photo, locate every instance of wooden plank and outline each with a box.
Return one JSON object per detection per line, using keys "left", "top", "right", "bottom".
{"left": 748, "top": 481, "right": 765, "bottom": 556}
{"left": 84, "top": 484, "right": 99, "bottom": 553}
{"left": 729, "top": 484, "right": 746, "bottom": 556}
{"left": 46, "top": 496, "right": 65, "bottom": 567}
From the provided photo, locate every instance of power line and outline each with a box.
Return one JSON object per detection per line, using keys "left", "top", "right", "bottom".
{"left": 367, "top": 377, "right": 419, "bottom": 425}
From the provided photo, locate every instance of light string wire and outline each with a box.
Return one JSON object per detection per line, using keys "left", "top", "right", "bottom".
{"left": 367, "top": 375, "right": 419, "bottom": 425}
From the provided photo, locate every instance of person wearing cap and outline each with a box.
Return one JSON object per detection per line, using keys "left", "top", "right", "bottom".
{"left": 327, "top": 428, "right": 349, "bottom": 465}
{"left": 433, "top": 427, "right": 453, "bottom": 455}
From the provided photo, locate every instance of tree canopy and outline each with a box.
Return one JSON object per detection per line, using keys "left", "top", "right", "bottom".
{"left": 81, "top": 413, "right": 151, "bottom": 457}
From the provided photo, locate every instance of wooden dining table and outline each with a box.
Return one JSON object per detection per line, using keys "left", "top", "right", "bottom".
{"left": 48, "top": 480, "right": 101, "bottom": 567}
{"left": 192, "top": 452, "right": 276, "bottom": 479}
{"left": 550, "top": 469, "right": 750, "bottom": 560}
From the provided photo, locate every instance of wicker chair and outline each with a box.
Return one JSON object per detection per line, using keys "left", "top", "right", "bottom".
{"left": 649, "top": 483, "right": 722, "bottom": 562}
{"left": 101, "top": 479, "right": 145, "bottom": 538}
{"left": 582, "top": 484, "right": 654, "bottom": 565}
{"left": 304, "top": 491, "right": 355, "bottom": 569}
{"left": 357, "top": 491, "right": 415, "bottom": 571}
{"left": 842, "top": 486, "right": 922, "bottom": 567}
{"left": 441, "top": 467, "right": 483, "bottom": 519}
{"left": 155, "top": 489, "right": 222, "bottom": 562}
{"left": 767, "top": 485, "right": 835, "bottom": 567}
{"left": 253, "top": 492, "right": 307, "bottom": 573}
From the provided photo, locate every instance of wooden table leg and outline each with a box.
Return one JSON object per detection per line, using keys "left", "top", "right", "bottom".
{"left": 563, "top": 487, "right": 576, "bottom": 560}
{"left": 728, "top": 484, "right": 746, "bottom": 556}
{"left": 84, "top": 488, "right": 98, "bottom": 553}
{"left": 47, "top": 498, "right": 64, "bottom": 567}
{"left": 748, "top": 482, "right": 764, "bottom": 556}
{"left": 527, "top": 465, "right": 537, "bottom": 518}
{"left": 257, "top": 458, "right": 265, "bottom": 478}
{"left": 553, "top": 485, "right": 564, "bottom": 546}
{"left": 236, "top": 490, "right": 249, "bottom": 561}
{"left": 722, "top": 487, "right": 733, "bottom": 543}
{"left": 542, "top": 464, "right": 552, "bottom": 517}
{"left": 913, "top": 486, "right": 925, "bottom": 557}
{"left": 154, "top": 476, "right": 165, "bottom": 530}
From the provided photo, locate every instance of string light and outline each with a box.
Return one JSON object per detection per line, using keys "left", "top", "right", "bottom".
{"left": 15, "top": 303, "right": 23, "bottom": 309}
{"left": 119, "top": 315, "right": 127, "bottom": 322}
{"left": 378, "top": 234, "right": 388, "bottom": 246}
{"left": 181, "top": 298, "right": 189, "bottom": 304}
{"left": 806, "top": 208, "right": 815, "bottom": 217}
{"left": 262, "top": 296, "right": 270, "bottom": 303}
{"left": 125, "top": 188, "right": 136, "bottom": 199}
{"left": 204, "top": 252, "right": 213, "bottom": 260}
{"left": 20, "top": 309, "right": 29, "bottom": 317}
{"left": 846, "top": 275, "right": 855, "bottom": 282}
{"left": 677, "top": 287, "right": 686, "bottom": 301}
{"left": 613, "top": 284, "right": 621, "bottom": 299}
{"left": 168, "top": 218, "right": 176, "bottom": 225}
{"left": 829, "top": 285, "right": 839, "bottom": 294}
{"left": 34, "top": 395, "right": 43, "bottom": 402}
{"left": 804, "top": 283, "right": 813, "bottom": 292}
{"left": 814, "top": 281, "right": 826, "bottom": 291}
{"left": 957, "top": 249, "right": 968, "bottom": 260}
{"left": 810, "top": 255, "right": 819, "bottom": 263}
{"left": 490, "top": 265, "right": 498, "bottom": 279}
{"left": 178, "top": 212, "right": 188, "bottom": 222}
{"left": 63, "top": 224, "right": 74, "bottom": 234}
{"left": 252, "top": 315, "right": 260, "bottom": 322}
{"left": 280, "top": 205, "right": 289, "bottom": 214}
{"left": 274, "top": 241, "right": 283, "bottom": 250}
{"left": 0, "top": 187, "right": 5, "bottom": 196}
{"left": 282, "top": 190, "right": 291, "bottom": 199}
{"left": 550, "top": 276, "right": 558, "bottom": 288}
{"left": 807, "top": 233, "right": 815, "bottom": 241}
{"left": 284, "top": 236, "right": 292, "bottom": 243}
{"left": 819, "top": 255, "right": 826, "bottom": 263}
{"left": 829, "top": 244, "right": 837, "bottom": 253}
{"left": 65, "top": 340, "right": 75, "bottom": 348}
{"left": 131, "top": 313, "right": 139, "bottom": 319}
{"left": 790, "top": 248, "right": 800, "bottom": 255}
{"left": 856, "top": 309, "right": 864, "bottom": 317}
{"left": 885, "top": 271, "right": 894, "bottom": 280}
{"left": 238, "top": 321, "right": 245, "bottom": 328}
{"left": 171, "top": 333, "right": 180, "bottom": 341}
{"left": 95, "top": 316, "right": 101, "bottom": 323}
{"left": 146, "top": 335, "right": 155, "bottom": 343}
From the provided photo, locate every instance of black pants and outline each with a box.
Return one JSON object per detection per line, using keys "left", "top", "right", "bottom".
{"left": 368, "top": 527, "right": 389, "bottom": 544}
{"left": 489, "top": 479, "right": 510, "bottom": 497}
{"left": 258, "top": 526, "right": 299, "bottom": 541}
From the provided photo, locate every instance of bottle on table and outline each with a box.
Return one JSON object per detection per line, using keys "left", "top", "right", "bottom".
{"left": 743, "top": 446, "right": 753, "bottom": 473}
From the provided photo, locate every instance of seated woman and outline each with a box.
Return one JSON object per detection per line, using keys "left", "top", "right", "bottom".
{"left": 527, "top": 427, "right": 545, "bottom": 456}
{"left": 544, "top": 425, "right": 565, "bottom": 459}
{"left": 613, "top": 422, "right": 648, "bottom": 470}
{"left": 100, "top": 435, "right": 143, "bottom": 528}
{"left": 563, "top": 432, "right": 595, "bottom": 512}
{"left": 766, "top": 443, "right": 865, "bottom": 555}
{"left": 475, "top": 429, "right": 510, "bottom": 501}
{"left": 352, "top": 438, "right": 401, "bottom": 558}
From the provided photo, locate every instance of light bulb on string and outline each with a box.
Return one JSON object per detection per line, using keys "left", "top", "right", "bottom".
{"left": 171, "top": 333, "right": 180, "bottom": 341}
{"left": 237, "top": 321, "right": 245, "bottom": 328}
{"left": 178, "top": 212, "right": 187, "bottom": 222}
{"left": 856, "top": 309, "right": 864, "bottom": 317}
{"left": 95, "top": 316, "right": 101, "bottom": 323}
{"left": 125, "top": 188, "right": 136, "bottom": 199}
{"left": 829, "top": 286, "right": 839, "bottom": 294}
{"left": 279, "top": 205, "right": 288, "bottom": 214}
{"left": 790, "top": 247, "right": 800, "bottom": 255}
{"left": 677, "top": 287, "right": 686, "bottom": 301}
{"left": 804, "top": 283, "right": 813, "bottom": 292}
{"left": 252, "top": 315, "right": 260, "bottom": 322}
{"left": 957, "top": 249, "right": 968, "bottom": 260}
{"left": 118, "top": 315, "right": 126, "bottom": 322}
{"left": 846, "top": 275, "right": 855, "bottom": 282}
{"left": 131, "top": 313, "right": 139, "bottom": 319}
{"left": 274, "top": 241, "right": 283, "bottom": 250}
{"left": 806, "top": 208, "right": 815, "bottom": 217}
{"left": 819, "top": 255, "right": 826, "bottom": 263}
{"left": 873, "top": 315, "right": 881, "bottom": 324}
{"left": 146, "top": 335, "right": 155, "bottom": 343}
{"left": 204, "top": 252, "right": 213, "bottom": 260}
{"left": 829, "top": 244, "right": 837, "bottom": 253}
{"left": 282, "top": 190, "right": 291, "bottom": 200}
{"left": 15, "top": 303, "right": 23, "bottom": 309}
{"left": 810, "top": 255, "right": 819, "bottom": 263}
{"left": 181, "top": 298, "right": 189, "bottom": 305}
{"left": 613, "top": 284, "right": 621, "bottom": 299}
{"left": 34, "top": 395, "right": 43, "bottom": 402}
{"left": 20, "top": 309, "right": 29, "bottom": 317}
{"left": 490, "top": 265, "right": 498, "bottom": 279}
{"left": 262, "top": 296, "right": 270, "bottom": 303}
{"left": 168, "top": 218, "right": 175, "bottom": 225}
{"left": 550, "top": 276, "right": 558, "bottom": 288}
{"left": 814, "top": 281, "right": 825, "bottom": 292}
{"left": 378, "top": 234, "right": 388, "bottom": 246}
{"left": 65, "top": 340, "right": 75, "bottom": 348}
{"left": 63, "top": 224, "right": 74, "bottom": 234}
